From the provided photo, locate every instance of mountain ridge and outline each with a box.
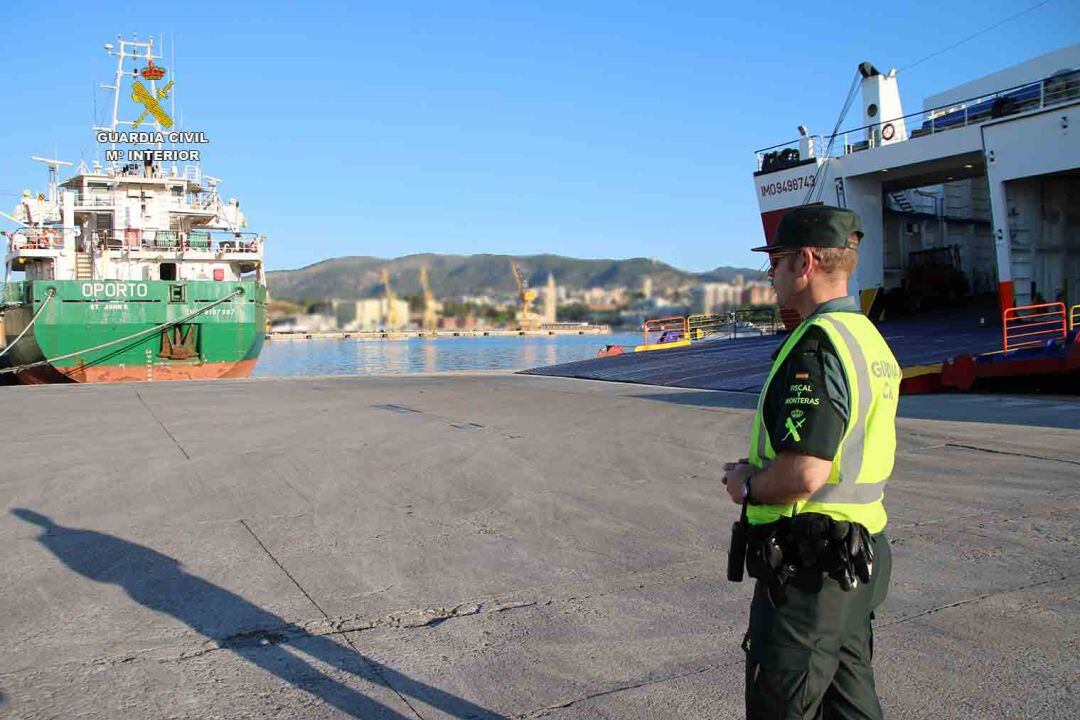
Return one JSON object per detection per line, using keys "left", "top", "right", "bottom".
{"left": 267, "top": 253, "right": 765, "bottom": 301}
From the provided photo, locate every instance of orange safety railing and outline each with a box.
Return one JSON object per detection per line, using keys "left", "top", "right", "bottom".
{"left": 9, "top": 228, "right": 64, "bottom": 250}
{"left": 1002, "top": 302, "right": 1067, "bottom": 354}
{"left": 642, "top": 316, "right": 688, "bottom": 346}
{"left": 1071, "top": 304, "right": 1080, "bottom": 332}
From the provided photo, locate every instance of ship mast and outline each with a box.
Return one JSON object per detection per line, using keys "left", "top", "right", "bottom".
{"left": 96, "top": 35, "right": 168, "bottom": 164}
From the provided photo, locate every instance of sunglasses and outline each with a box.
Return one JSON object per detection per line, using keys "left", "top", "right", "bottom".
{"left": 766, "top": 250, "right": 801, "bottom": 272}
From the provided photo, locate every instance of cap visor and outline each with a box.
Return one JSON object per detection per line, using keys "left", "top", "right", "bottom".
{"left": 751, "top": 243, "right": 779, "bottom": 253}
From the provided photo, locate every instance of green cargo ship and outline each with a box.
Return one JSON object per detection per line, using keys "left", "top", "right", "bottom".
{"left": 1, "top": 280, "right": 264, "bottom": 383}
{"left": 1, "top": 35, "right": 267, "bottom": 384}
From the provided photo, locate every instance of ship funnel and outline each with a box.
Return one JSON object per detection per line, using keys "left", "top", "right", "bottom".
{"left": 859, "top": 61, "right": 905, "bottom": 146}
{"left": 858, "top": 61, "right": 881, "bottom": 78}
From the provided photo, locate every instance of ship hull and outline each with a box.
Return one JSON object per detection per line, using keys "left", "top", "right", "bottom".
{"left": 2, "top": 280, "right": 265, "bottom": 385}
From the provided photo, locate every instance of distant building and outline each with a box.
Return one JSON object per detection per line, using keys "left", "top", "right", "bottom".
{"left": 691, "top": 283, "right": 743, "bottom": 314}
{"left": 641, "top": 276, "right": 653, "bottom": 300}
{"left": 438, "top": 315, "right": 478, "bottom": 330}
{"left": 272, "top": 314, "right": 336, "bottom": 333}
{"left": 544, "top": 272, "right": 557, "bottom": 324}
{"left": 688, "top": 280, "right": 776, "bottom": 314}
{"left": 334, "top": 298, "right": 411, "bottom": 331}
{"left": 742, "top": 282, "right": 776, "bottom": 307}
{"left": 581, "top": 286, "right": 626, "bottom": 311}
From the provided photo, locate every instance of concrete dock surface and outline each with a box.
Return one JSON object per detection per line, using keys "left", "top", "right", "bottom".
{"left": 0, "top": 373, "right": 1077, "bottom": 719}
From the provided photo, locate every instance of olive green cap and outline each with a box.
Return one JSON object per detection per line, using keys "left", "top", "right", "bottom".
{"left": 751, "top": 205, "right": 863, "bottom": 253}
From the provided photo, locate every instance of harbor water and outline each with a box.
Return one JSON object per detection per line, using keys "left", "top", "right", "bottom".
{"left": 253, "top": 332, "right": 641, "bottom": 377}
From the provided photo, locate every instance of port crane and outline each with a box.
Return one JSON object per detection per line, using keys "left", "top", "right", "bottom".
{"left": 380, "top": 268, "right": 401, "bottom": 329}
{"left": 510, "top": 261, "right": 542, "bottom": 331}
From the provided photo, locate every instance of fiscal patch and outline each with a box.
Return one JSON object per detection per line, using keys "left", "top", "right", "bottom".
{"left": 785, "top": 382, "right": 820, "bottom": 406}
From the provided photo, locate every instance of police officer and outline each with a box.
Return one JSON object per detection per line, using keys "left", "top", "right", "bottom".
{"left": 723, "top": 205, "right": 900, "bottom": 719}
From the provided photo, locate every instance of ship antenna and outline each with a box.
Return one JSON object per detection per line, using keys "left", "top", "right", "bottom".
{"left": 30, "top": 156, "right": 74, "bottom": 205}
{"left": 801, "top": 67, "right": 861, "bottom": 205}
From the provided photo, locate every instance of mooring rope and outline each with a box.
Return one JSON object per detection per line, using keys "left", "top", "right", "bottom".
{"left": 0, "top": 289, "right": 54, "bottom": 361}
{"left": 0, "top": 289, "right": 243, "bottom": 376}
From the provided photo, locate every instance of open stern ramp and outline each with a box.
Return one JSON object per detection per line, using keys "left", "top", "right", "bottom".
{"left": 523, "top": 313, "right": 1006, "bottom": 394}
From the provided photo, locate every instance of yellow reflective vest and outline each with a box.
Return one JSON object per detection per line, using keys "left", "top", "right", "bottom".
{"left": 748, "top": 310, "right": 900, "bottom": 534}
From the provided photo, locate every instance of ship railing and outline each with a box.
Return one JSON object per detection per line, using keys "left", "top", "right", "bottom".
{"left": 167, "top": 195, "right": 218, "bottom": 212}
{"left": 650, "top": 307, "right": 781, "bottom": 342}
{"left": 642, "top": 316, "right": 688, "bottom": 346}
{"left": 70, "top": 190, "right": 216, "bottom": 213}
{"left": 1070, "top": 304, "right": 1080, "bottom": 333}
{"left": 686, "top": 308, "right": 780, "bottom": 339}
{"left": 755, "top": 68, "right": 1080, "bottom": 170}
{"left": 1002, "top": 302, "right": 1068, "bottom": 355}
{"left": 178, "top": 165, "right": 202, "bottom": 184}
{"left": 687, "top": 313, "right": 726, "bottom": 339}
{"left": 92, "top": 229, "right": 264, "bottom": 255}
{"left": 7, "top": 228, "right": 65, "bottom": 251}
{"left": 71, "top": 191, "right": 115, "bottom": 207}
{"left": 732, "top": 307, "right": 781, "bottom": 335}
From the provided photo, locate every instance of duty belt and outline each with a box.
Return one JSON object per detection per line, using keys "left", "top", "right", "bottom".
{"left": 745, "top": 513, "right": 874, "bottom": 603}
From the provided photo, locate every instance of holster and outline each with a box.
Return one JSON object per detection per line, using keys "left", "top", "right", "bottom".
{"left": 745, "top": 513, "right": 874, "bottom": 599}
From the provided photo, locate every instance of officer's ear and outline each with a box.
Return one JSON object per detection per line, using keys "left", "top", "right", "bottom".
{"left": 796, "top": 247, "right": 815, "bottom": 279}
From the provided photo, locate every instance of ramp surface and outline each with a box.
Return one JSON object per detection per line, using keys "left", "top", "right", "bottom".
{"left": 524, "top": 312, "right": 1005, "bottom": 392}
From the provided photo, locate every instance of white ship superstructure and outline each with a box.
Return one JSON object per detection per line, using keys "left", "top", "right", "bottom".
{"left": 753, "top": 44, "right": 1080, "bottom": 317}
{"left": 5, "top": 35, "right": 265, "bottom": 288}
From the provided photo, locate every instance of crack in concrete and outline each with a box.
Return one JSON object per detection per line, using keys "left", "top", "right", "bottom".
{"left": 26, "top": 560, "right": 710, "bottom": 674}
{"left": 238, "top": 519, "right": 428, "bottom": 720}
{"left": 173, "top": 598, "right": 544, "bottom": 662}
{"left": 514, "top": 661, "right": 733, "bottom": 718}
{"left": 943, "top": 443, "right": 1080, "bottom": 467}
{"left": 133, "top": 388, "right": 190, "bottom": 460}
{"left": 876, "top": 572, "right": 1079, "bottom": 630}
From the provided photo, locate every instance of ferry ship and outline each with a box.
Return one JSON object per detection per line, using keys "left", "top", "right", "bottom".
{"left": 753, "top": 44, "right": 1079, "bottom": 328}
{"left": 0, "top": 36, "right": 266, "bottom": 383}
{"left": 531, "top": 44, "right": 1079, "bottom": 393}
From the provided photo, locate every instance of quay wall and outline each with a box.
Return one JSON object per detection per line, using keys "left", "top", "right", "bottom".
{"left": 266, "top": 326, "right": 613, "bottom": 341}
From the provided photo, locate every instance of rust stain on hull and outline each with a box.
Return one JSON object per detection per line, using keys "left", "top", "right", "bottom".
{"left": 15, "top": 359, "right": 258, "bottom": 385}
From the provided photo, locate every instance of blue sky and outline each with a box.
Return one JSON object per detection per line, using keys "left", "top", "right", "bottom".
{"left": 1, "top": 1, "right": 1077, "bottom": 273}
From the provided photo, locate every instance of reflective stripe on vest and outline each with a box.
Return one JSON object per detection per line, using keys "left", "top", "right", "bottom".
{"left": 747, "top": 310, "right": 899, "bottom": 533}
{"left": 811, "top": 314, "right": 873, "bottom": 503}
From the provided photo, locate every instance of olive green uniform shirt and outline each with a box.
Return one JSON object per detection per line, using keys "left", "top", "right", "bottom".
{"left": 761, "top": 297, "right": 861, "bottom": 459}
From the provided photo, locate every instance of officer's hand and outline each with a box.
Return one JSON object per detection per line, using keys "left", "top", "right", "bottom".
{"left": 722, "top": 460, "right": 753, "bottom": 505}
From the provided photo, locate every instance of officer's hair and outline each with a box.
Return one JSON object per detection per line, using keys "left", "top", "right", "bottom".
{"left": 810, "top": 233, "right": 860, "bottom": 277}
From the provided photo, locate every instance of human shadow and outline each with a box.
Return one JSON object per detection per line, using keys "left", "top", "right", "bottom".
{"left": 13, "top": 509, "right": 506, "bottom": 719}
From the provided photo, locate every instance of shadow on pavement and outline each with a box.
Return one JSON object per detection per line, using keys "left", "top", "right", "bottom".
{"left": 630, "top": 390, "right": 758, "bottom": 411}
{"left": 12, "top": 509, "right": 506, "bottom": 720}
{"left": 632, "top": 390, "right": 1080, "bottom": 430}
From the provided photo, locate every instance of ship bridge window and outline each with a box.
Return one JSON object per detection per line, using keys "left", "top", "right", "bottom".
{"left": 160, "top": 262, "right": 177, "bottom": 281}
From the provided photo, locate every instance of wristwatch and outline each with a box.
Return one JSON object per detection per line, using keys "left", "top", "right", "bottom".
{"left": 742, "top": 473, "right": 754, "bottom": 503}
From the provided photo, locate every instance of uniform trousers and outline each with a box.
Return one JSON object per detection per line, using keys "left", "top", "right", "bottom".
{"left": 744, "top": 533, "right": 891, "bottom": 719}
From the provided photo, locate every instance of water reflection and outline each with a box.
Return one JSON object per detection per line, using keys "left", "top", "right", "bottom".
{"left": 422, "top": 340, "right": 437, "bottom": 373}
{"left": 253, "top": 333, "right": 639, "bottom": 378}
